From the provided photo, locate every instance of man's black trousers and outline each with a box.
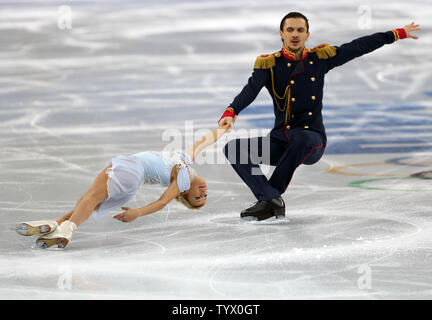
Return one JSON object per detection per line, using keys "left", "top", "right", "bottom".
{"left": 223, "top": 129, "right": 326, "bottom": 201}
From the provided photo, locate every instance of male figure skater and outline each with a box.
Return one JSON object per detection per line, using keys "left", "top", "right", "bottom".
{"left": 219, "top": 12, "right": 420, "bottom": 221}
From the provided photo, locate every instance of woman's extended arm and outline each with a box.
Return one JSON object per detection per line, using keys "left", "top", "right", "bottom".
{"left": 185, "top": 122, "right": 232, "bottom": 162}
{"left": 113, "top": 171, "right": 181, "bottom": 223}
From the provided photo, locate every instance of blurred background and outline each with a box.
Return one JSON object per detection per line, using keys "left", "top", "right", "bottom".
{"left": 1, "top": 0, "right": 431, "bottom": 299}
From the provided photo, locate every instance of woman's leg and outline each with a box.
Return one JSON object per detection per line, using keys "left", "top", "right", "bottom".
{"left": 33, "top": 165, "right": 111, "bottom": 248}
{"left": 52, "top": 165, "right": 111, "bottom": 226}
{"left": 56, "top": 210, "right": 73, "bottom": 225}
{"left": 66, "top": 165, "right": 111, "bottom": 227}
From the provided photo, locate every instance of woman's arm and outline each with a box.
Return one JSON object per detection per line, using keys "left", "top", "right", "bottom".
{"left": 113, "top": 173, "right": 181, "bottom": 223}
{"left": 185, "top": 123, "right": 231, "bottom": 162}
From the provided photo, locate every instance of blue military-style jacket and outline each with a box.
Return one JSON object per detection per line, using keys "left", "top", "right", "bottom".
{"left": 225, "top": 30, "right": 403, "bottom": 145}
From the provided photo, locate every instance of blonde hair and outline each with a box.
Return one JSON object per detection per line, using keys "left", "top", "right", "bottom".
{"left": 175, "top": 193, "right": 205, "bottom": 210}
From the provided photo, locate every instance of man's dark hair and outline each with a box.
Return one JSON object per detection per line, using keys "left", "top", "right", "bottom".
{"left": 280, "top": 12, "right": 309, "bottom": 32}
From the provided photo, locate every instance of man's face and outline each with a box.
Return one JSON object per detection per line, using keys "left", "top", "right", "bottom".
{"left": 280, "top": 18, "right": 310, "bottom": 52}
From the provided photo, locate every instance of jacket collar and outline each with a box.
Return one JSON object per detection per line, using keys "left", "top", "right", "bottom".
{"left": 281, "top": 47, "right": 308, "bottom": 61}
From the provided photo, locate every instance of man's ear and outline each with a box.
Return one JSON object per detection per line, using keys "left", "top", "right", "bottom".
{"left": 306, "top": 31, "right": 310, "bottom": 41}
{"left": 280, "top": 30, "right": 284, "bottom": 43}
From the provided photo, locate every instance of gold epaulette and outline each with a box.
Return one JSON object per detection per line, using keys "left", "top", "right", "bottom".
{"left": 309, "top": 44, "right": 337, "bottom": 59}
{"left": 254, "top": 52, "right": 281, "bottom": 69}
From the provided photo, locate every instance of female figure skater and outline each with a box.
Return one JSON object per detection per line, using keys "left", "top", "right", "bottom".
{"left": 15, "top": 123, "right": 233, "bottom": 249}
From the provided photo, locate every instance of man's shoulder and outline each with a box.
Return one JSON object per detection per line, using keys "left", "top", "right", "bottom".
{"left": 307, "top": 44, "right": 337, "bottom": 59}
{"left": 254, "top": 51, "right": 281, "bottom": 69}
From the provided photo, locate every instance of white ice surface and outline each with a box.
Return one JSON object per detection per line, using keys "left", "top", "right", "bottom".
{"left": 1, "top": 0, "right": 432, "bottom": 299}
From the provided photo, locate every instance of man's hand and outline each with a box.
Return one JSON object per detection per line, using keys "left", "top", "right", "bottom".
{"left": 218, "top": 115, "right": 237, "bottom": 132}
{"left": 404, "top": 22, "right": 421, "bottom": 39}
{"left": 113, "top": 207, "right": 141, "bottom": 223}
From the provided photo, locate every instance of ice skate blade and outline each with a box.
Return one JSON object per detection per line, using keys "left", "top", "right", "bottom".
{"left": 36, "top": 237, "right": 68, "bottom": 249}
{"left": 241, "top": 210, "right": 275, "bottom": 221}
{"left": 15, "top": 223, "right": 52, "bottom": 236}
{"left": 242, "top": 216, "right": 290, "bottom": 225}
{"left": 240, "top": 216, "right": 258, "bottom": 222}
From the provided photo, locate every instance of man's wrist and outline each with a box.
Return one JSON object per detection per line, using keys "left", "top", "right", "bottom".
{"left": 393, "top": 28, "right": 407, "bottom": 41}
{"left": 218, "top": 107, "right": 236, "bottom": 124}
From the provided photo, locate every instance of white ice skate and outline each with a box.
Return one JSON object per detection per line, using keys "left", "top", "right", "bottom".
{"left": 15, "top": 220, "right": 58, "bottom": 236}
{"left": 36, "top": 221, "right": 75, "bottom": 249}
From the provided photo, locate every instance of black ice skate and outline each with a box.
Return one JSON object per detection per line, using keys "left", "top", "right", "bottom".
{"left": 240, "top": 197, "right": 285, "bottom": 221}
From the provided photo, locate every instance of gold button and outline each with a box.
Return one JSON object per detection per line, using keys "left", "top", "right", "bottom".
{"left": 291, "top": 98, "right": 295, "bottom": 102}
{"left": 292, "top": 114, "right": 295, "bottom": 118}
{"left": 286, "top": 125, "right": 291, "bottom": 130}
{"left": 287, "top": 63, "right": 291, "bottom": 67}
{"left": 311, "top": 77, "right": 316, "bottom": 82}
{"left": 290, "top": 80, "right": 295, "bottom": 85}
{"left": 308, "top": 112, "right": 312, "bottom": 116}
{"left": 304, "top": 125, "right": 309, "bottom": 129}
{"left": 311, "top": 96, "right": 316, "bottom": 100}
{"left": 309, "top": 61, "right": 313, "bottom": 64}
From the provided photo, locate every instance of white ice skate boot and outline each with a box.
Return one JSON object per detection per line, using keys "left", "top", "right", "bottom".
{"left": 36, "top": 221, "right": 76, "bottom": 249}
{"left": 15, "top": 220, "right": 59, "bottom": 236}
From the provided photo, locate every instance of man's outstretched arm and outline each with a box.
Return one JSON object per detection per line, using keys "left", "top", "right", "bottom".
{"left": 325, "top": 22, "right": 420, "bottom": 72}
{"left": 218, "top": 54, "right": 275, "bottom": 131}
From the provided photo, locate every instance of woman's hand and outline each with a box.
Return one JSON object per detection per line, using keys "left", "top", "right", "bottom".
{"left": 113, "top": 207, "right": 141, "bottom": 223}
{"left": 404, "top": 22, "right": 420, "bottom": 40}
{"left": 218, "top": 115, "right": 237, "bottom": 132}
